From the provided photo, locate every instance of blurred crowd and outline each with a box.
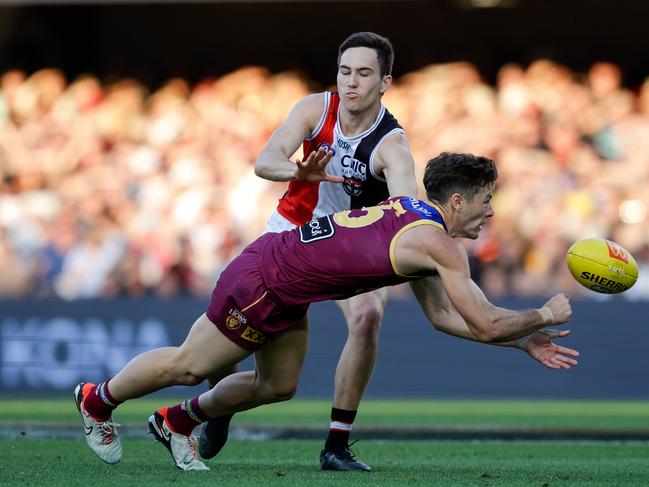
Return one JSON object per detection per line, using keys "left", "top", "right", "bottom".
{"left": 1, "top": 60, "right": 648, "bottom": 300}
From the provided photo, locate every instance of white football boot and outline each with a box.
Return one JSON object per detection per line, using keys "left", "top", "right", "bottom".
{"left": 73, "top": 382, "right": 122, "bottom": 464}
{"left": 148, "top": 409, "right": 209, "bottom": 471}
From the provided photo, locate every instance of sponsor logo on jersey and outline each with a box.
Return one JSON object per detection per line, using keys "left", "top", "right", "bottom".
{"left": 408, "top": 198, "right": 433, "bottom": 217}
{"left": 308, "top": 219, "right": 326, "bottom": 235}
{"left": 341, "top": 155, "right": 367, "bottom": 179}
{"left": 299, "top": 215, "right": 335, "bottom": 243}
{"left": 226, "top": 308, "right": 247, "bottom": 329}
{"left": 337, "top": 138, "right": 351, "bottom": 151}
{"left": 606, "top": 241, "right": 628, "bottom": 264}
{"left": 241, "top": 326, "right": 266, "bottom": 344}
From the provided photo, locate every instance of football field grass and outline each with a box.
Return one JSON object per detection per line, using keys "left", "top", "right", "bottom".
{"left": 3, "top": 438, "right": 649, "bottom": 486}
{"left": 2, "top": 398, "right": 649, "bottom": 486}
{"left": 4, "top": 397, "right": 649, "bottom": 429}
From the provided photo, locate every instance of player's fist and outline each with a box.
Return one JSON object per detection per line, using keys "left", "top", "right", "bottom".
{"left": 542, "top": 293, "right": 572, "bottom": 325}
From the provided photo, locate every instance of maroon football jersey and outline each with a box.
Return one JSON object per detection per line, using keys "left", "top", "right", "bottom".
{"left": 259, "top": 196, "right": 447, "bottom": 306}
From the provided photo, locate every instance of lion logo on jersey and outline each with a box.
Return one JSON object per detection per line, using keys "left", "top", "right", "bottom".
{"left": 226, "top": 308, "right": 247, "bottom": 329}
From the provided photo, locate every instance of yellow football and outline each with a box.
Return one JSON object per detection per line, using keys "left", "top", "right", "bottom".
{"left": 566, "top": 238, "right": 638, "bottom": 294}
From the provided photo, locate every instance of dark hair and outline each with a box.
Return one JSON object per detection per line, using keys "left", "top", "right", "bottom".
{"left": 423, "top": 152, "right": 498, "bottom": 203}
{"left": 338, "top": 32, "right": 394, "bottom": 77}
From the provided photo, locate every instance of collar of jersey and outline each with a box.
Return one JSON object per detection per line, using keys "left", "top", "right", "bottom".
{"left": 335, "top": 104, "right": 386, "bottom": 142}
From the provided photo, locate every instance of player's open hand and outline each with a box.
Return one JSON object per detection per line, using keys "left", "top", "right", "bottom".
{"left": 522, "top": 329, "right": 579, "bottom": 370}
{"left": 295, "top": 146, "right": 344, "bottom": 183}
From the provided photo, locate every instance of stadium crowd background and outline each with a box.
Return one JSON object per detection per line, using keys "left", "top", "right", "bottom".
{"left": 2, "top": 59, "right": 649, "bottom": 301}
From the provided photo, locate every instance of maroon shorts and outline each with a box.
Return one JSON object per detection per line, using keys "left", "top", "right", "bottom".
{"left": 205, "top": 235, "right": 308, "bottom": 351}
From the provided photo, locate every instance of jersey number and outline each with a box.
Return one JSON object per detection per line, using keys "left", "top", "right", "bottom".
{"left": 333, "top": 200, "right": 406, "bottom": 228}
{"left": 299, "top": 200, "right": 406, "bottom": 244}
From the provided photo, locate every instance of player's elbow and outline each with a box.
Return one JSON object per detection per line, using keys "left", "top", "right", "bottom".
{"left": 254, "top": 151, "right": 275, "bottom": 177}
{"left": 473, "top": 330, "right": 496, "bottom": 343}
{"left": 254, "top": 159, "right": 267, "bottom": 178}
{"left": 470, "top": 321, "right": 502, "bottom": 343}
{"left": 429, "top": 319, "right": 452, "bottom": 334}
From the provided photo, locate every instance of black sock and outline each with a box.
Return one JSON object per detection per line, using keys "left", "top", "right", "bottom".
{"left": 324, "top": 407, "right": 357, "bottom": 451}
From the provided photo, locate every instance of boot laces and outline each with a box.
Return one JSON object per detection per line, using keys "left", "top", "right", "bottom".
{"left": 100, "top": 420, "right": 120, "bottom": 445}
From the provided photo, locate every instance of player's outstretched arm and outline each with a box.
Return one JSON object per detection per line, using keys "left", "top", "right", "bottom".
{"left": 255, "top": 93, "right": 343, "bottom": 184}
{"left": 410, "top": 275, "right": 477, "bottom": 341}
{"left": 410, "top": 275, "right": 543, "bottom": 342}
{"left": 410, "top": 276, "right": 579, "bottom": 369}
{"left": 431, "top": 240, "right": 572, "bottom": 342}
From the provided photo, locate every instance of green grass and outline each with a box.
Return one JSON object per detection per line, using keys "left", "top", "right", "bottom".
{"left": 3, "top": 399, "right": 649, "bottom": 485}
{"left": 2, "top": 438, "right": 649, "bottom": 486}
{"left": 4, "top": 398, "right": 649, "bottom": 430}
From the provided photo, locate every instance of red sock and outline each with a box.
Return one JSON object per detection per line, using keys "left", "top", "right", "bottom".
{"left": 164, "top": 396, "right": 211, "bottom": 436}
{"left": 83, "top": 380, "right": 122, "bottom": 421}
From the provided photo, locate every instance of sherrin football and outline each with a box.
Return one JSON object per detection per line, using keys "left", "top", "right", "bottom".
{"left": 566, "top": 238, "right": 638, "bottom": 294}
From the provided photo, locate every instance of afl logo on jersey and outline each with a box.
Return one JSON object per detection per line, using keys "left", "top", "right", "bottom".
{"left": 317, "top": 142, "right": 335, "bottom": 156}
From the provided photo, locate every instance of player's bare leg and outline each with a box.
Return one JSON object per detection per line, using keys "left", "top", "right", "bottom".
{"left": 206, "top": 365, "right": 238, "bottom": 389}
{"left": 199, "top": 315, "right": 309, "bottom": 458}
{"left": 109, "top": 314, "right": 250, "bottom": 400}
{"left": 185, "top": 319, "right": 307, "bottom": 460}
{"left": 320, "top": 288, "right": 388, "bottom": 472}
{"left": 75, "top": 313, "right": 251, "bottom": 469}
{"left": 197, "top": 364, "right": 240, "bottom": 458}
{"left": 196, "top": 316, "right": 308, "bottom": 417}
{"left": 144, "top": 315, "right": 257, "bottom": 471}
{"left": 333, "top": 289, "right": 388, "bottom": 409}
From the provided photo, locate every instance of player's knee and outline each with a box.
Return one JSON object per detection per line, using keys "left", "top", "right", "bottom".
{"left": 165, "top": 351, "right": 206, "bottom": 386}
{"left": 269, "top": 386, "right": 297, "bottom": 403}
{"left": 207, "top": 364, "right": 238, "bottom": 388}
{"left": 177, "top": 372, "right": 204, "bottom": 387}
{"left": 169, "top": 367, "right": 205, "bottom": 386}
{"left": 347, "top": 304, "right": 383, "bottom": 341}
{"left": 259, "top": 380, "right": 298, "bottom": 403}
